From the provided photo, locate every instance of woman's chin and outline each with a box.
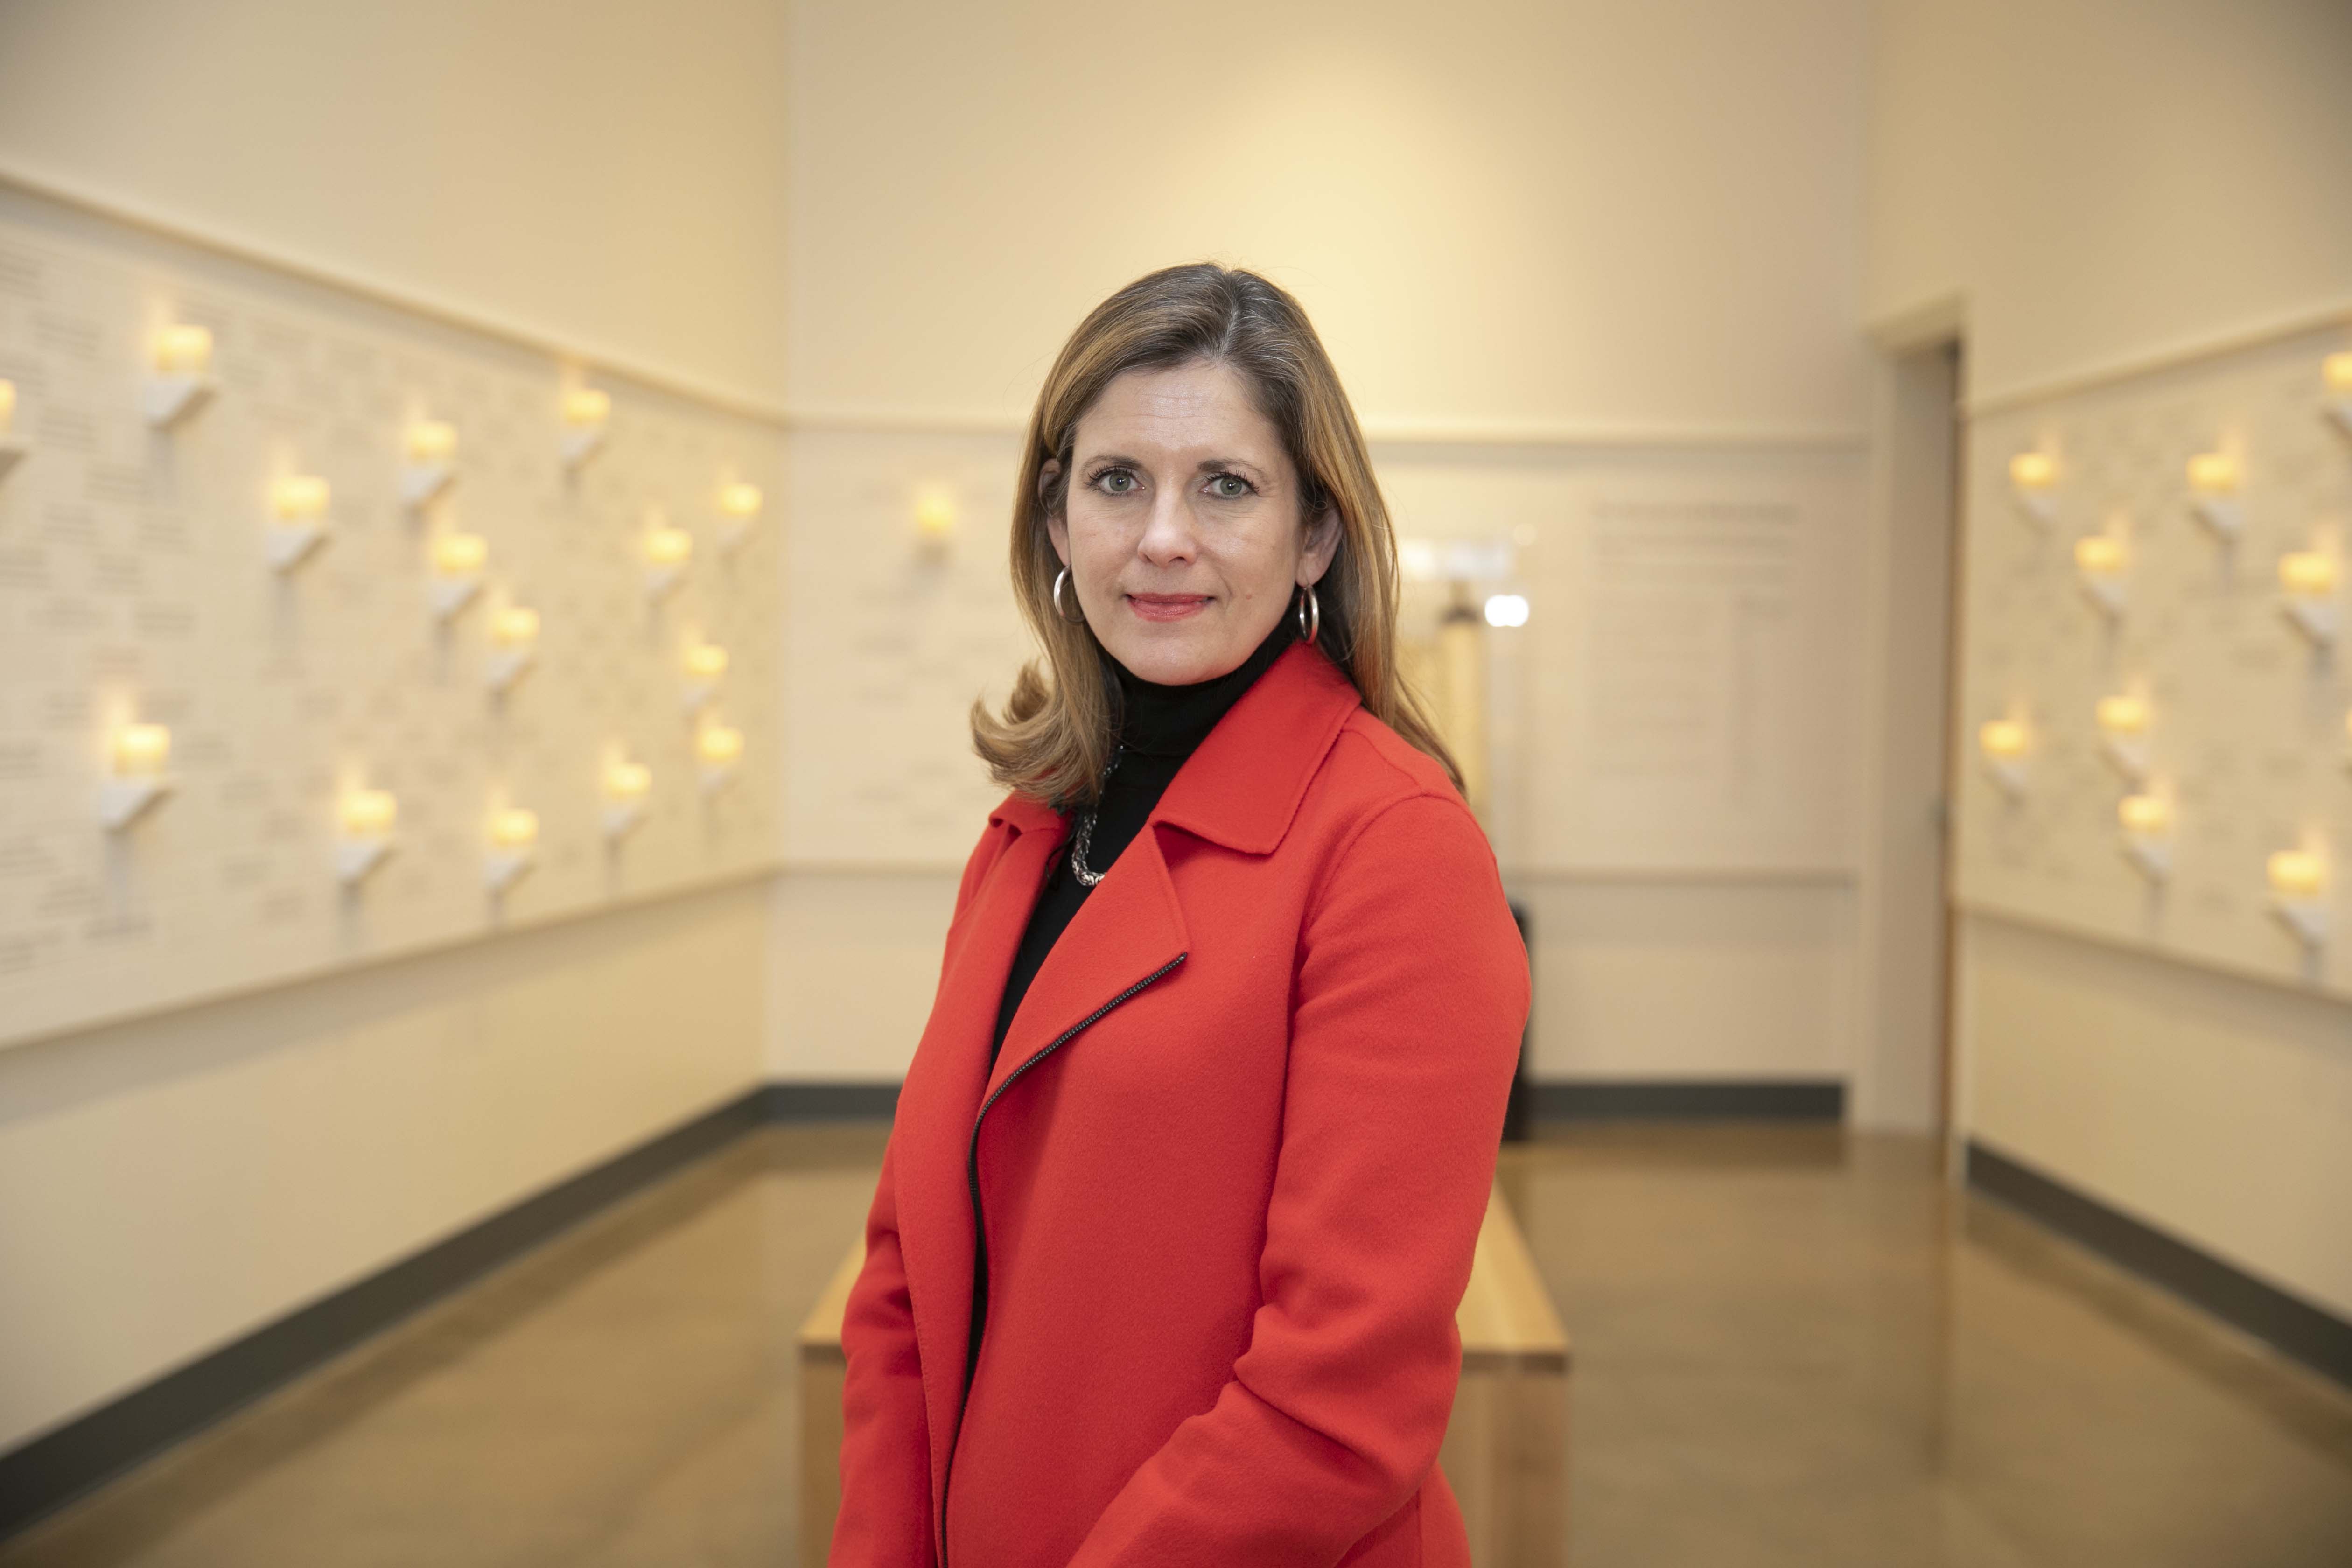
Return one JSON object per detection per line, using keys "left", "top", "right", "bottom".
{"left": 1102, "top": 625, "right": 1241, "bottom": 686}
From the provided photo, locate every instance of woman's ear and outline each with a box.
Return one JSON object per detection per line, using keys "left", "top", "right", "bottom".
{"left": 1040, "top": 460, "right": 1071, "bottom": 565}
{"left": 1299, "top": 504, "right": 1342, "bottom": 585}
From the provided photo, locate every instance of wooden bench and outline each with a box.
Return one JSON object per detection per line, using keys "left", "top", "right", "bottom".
{"left": 799, "top": 1185, "right": 1570, "bottom": 1565}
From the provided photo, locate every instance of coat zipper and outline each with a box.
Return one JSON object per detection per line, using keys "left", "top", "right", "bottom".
{"left": 938, "top": 951, "right": 1187, "bottom": 1565}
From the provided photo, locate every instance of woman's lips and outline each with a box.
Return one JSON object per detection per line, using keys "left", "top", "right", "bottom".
{"left": 1125, "top": 593, "right": 1210, "bottom": 622}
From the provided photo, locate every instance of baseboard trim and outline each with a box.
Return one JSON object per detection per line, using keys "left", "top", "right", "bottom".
{"left": 0, "top": 1080, "right": 896, "bottom": 1540}
{"left": 1532, "top": 1078, "right": 1845, "bottom": 1120}
{"left": 753, "top": 1080, "right": 902, "bottom": 1120}
{"left": 1967, "top": 1141, "right": 2352, "bottom": 1389}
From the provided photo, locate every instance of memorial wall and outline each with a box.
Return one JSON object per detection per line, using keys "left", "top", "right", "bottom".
{"left": 0, "top": 190, "right": 785, "bottom": 1051}
{"left": 1955, "top": 328, "right": 2352, "bottom": 1000}
{"left": 1869, "top": 0, "right": 2352, "bottom": 1323}
{"left": 1945, "top": 323, "right": 2352, "bottom": 1323}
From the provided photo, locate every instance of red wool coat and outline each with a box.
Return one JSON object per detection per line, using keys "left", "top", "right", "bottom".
{"left": 831, "top": 640, "right": 1530, "bottom": 1568}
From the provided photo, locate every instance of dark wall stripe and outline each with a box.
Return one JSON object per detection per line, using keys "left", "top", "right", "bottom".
{"left": 1531, "top": 1078, "right": 1846, "bottom": 1121}
{"left": 1967, "top": 1141, "right": 2352, "bottom": 1389}
{"left": 0, "top": 1081, "right": 896, "bottom": 1540}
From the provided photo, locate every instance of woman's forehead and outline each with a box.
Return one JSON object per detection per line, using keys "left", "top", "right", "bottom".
{"left": 1074, "top": 361, "right": 1284, "bottom": 465}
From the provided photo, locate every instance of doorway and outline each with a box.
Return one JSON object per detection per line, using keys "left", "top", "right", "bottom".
{"left": 1854, "top": 326, "right": 1967, "bottom": 1136}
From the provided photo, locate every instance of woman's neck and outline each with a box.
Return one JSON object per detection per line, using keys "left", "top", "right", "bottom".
{"left": 1106, "top": 613, "right": 1298, "bottom": 759}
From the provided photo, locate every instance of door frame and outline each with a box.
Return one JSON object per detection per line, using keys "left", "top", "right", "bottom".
{"left": 1848, "top": 296, "right": 1968, "bottom": 1139}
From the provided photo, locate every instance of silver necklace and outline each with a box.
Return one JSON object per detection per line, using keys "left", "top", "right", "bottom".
{"left": 1068, "top": 745, "right": 1125, "bottom": 887}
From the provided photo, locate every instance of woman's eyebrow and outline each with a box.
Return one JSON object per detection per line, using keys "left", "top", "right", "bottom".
{"left": 1075, "top": 451, "right": 1269, "bottom": 479}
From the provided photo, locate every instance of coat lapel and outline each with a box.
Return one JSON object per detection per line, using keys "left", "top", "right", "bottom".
{"left": 886, "top": 804, "right": 1061, "bottom": 1533}
{"left": 984, "top": 819, "right": 1189, "bottom": 1102}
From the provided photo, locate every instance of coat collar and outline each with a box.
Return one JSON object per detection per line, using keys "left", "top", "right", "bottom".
{"left": 985, "top": 639, "right": 1362, "bottom": 856}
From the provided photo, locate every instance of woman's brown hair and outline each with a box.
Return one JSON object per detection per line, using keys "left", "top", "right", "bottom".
{"left": 971, "top": 262, "right": 1459, "bottom": 805}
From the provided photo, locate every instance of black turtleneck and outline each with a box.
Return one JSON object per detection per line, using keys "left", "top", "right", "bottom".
{"left": 987, "top": 610, "right": 1298, "bottom": 1068}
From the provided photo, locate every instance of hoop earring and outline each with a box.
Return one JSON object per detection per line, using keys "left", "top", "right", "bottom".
{"left": 1052, "top": 567, "right": 1087, "bottom": 625}
{"left": 1295, "top": 582, "right": 1320, "bottom": 645}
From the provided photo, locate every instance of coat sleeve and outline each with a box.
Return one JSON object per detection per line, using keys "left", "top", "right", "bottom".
{"left": 1066, "top": 790, "right": 1530, "bottom": 1565}
{"left": 831, "top": 821, "right": 1010, "bottom": 1566}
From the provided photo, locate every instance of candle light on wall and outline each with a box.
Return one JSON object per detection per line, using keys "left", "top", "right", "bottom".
{"left": 914, "top": 485, "right": 958, "bottom": 551}
{"left": 2008, "top": 450, "right": 2059, "bottom": 527}
{"left": 2281, "top": 551, "right": 2337, "bottom": 593}
{"left": 154, "top": 324, "right": 211, "bottom": 373}
{"left": 2116, "top": 793, "right": 2172, "bottom": 882}
{"left": 100, "top": 721, "right": 175, "bottom": 830}
{"left": 2073, "top": 532, "right": 2128, "bottom": 617}
{"left": 696, "top": 719, "right": 744, "bottom": 795}
{"left": 680, "top": 640, "right": 728, "bottom": 713}
{"left": 486, "top": 602, "right": 539, "bottom": 694}
{"left": 2186, "top": 450, "right": 2242, "bottom": 539}
{"left": 602, "top": 757, "right": 652, "bottom": 841}
{"left": 644, "top": 518, "right": 693, "bottom": 601}
{"left": 484, "top": 805, "right": 539, "bottom": 894}
{"left": 112, "top": 724, "right": 169, "bottom": 774}
{"left": 2266, "top": 848, "right": 2329, "bottom": 951}
{"left": 428, "top": 531, "right": 488, "bottom": 620}
{"left": 717, "top": 482, "right": 762, "bottom": 553}
{"left": 2277, "top": 550, "right": 2339, "bottom": 646}
{"left": 402, "top": 419, "right": 459, "bottom": 509}
{"left": 2323, "top": 351, "right": 2352, "bottom": 440}
{"left": 2095, "top": 693, "right": 2151, "bottom": 783}
{"left": 0, "top": 378, "right": 23, "bottom": 483}
{"left": 1978, "top": 717, "right": 2030, "bottom": 798}
{"left": 2269, "top": 849, "right": 2324, "bottom": 899}
{"left": 334, "top": 788, "right": 399, "bottom": 886}
{"left": 144, "top": 323, "right": 218, "bottom": 428}
{"left": 266, "top": 474, "right": 332, "bottom": 572}
{"left": 560, "top": 386, "right": 609, "bottom": 470}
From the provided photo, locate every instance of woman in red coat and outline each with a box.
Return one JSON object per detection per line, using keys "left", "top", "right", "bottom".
{"left": 832, "top": 263, "right": 1529, "bottom": 1567}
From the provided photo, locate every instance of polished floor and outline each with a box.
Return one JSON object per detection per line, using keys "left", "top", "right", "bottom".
{"left": 6, "top": 1122, "right": 2350, "bottom": 1567}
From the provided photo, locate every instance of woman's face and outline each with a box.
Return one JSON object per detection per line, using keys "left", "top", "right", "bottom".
{"left": 1044, "top": 358, "right": 1339, "bottom": 686}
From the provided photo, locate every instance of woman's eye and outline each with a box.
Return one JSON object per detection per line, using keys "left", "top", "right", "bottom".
{"left": 1098, "top": 470, "right": 1137, "bottom": 495}
{"left": 1209, "top": 474, "right": 1251, "bottom": 499}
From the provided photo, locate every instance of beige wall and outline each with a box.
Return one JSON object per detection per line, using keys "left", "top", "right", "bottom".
{"left": 770, "top": 0, "right": 1885, "bottom": 1097}
{"left": 0, "top": 878, "right": 770, "bottom": 1452}
{"left": 0, "top": 0, "right": 792, "bottom": 406}
{"left": 766, "top": 871, "right": 959, "bottom": 1083}
{"left": 1866, "top": 0, "right": 2352, "bottom": 404}
{"left": 1960, "top": 913, "right": 2352, "bottom": 1321}
{"left": 787, "top": 0, "right": 1870, "bottom": 433}
{"left": 1518, "top": 878, "right": 1855, "bottom": 1082}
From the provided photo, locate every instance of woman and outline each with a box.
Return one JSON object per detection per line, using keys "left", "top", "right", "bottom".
{"left": 832, "top": 264, "right": 1528, "bottom": 1567}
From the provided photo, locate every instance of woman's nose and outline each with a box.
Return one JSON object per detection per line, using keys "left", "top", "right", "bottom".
{"left": 1136, "top": 490, "right": 1197, "bottom": 565}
